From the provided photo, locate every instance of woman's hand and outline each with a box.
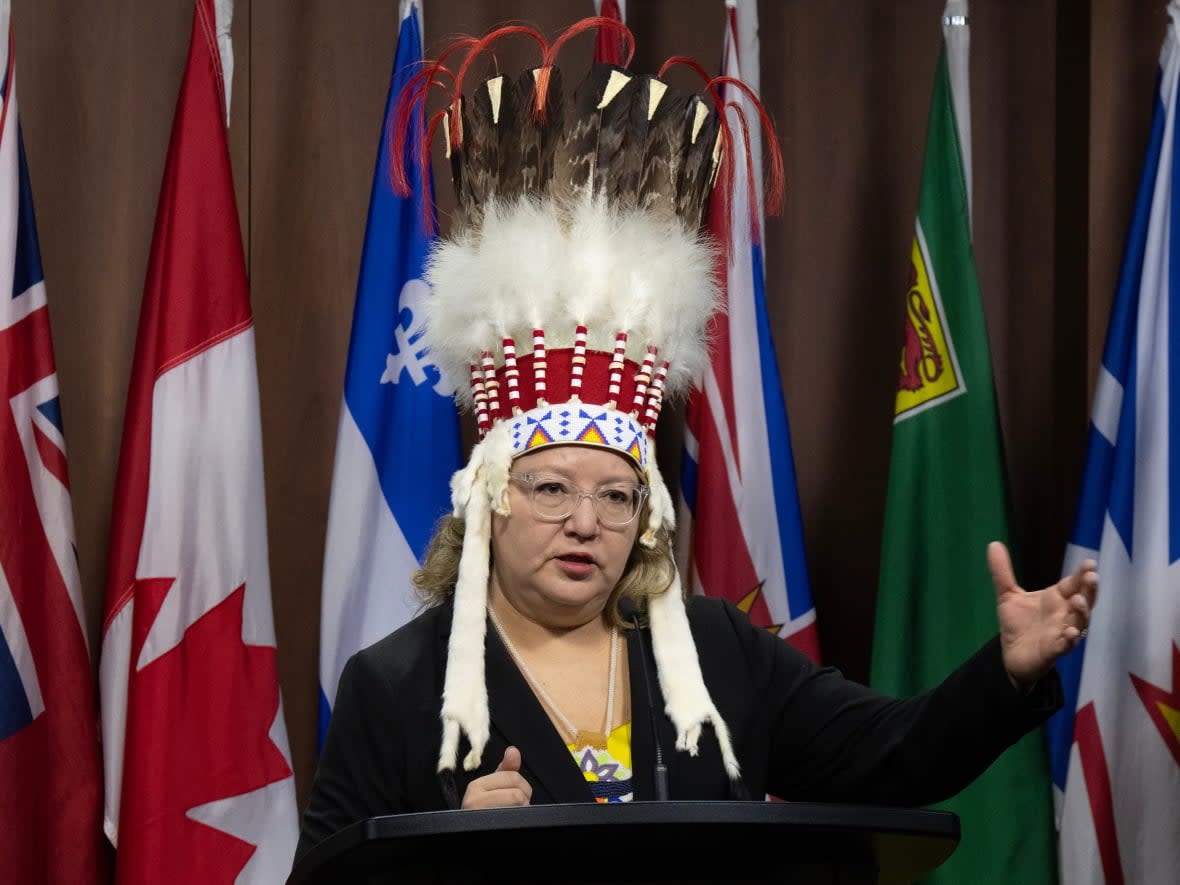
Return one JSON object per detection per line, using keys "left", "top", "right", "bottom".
{"left": 988, "top": 541, "right": 1099, "bottom": 690}
{"left": 460, "top": 746, "right": 533, "bottom": 809}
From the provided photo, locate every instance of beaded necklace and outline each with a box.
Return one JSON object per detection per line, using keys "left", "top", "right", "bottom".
{"left": 488, "top": 606, "right": 619, "bottom": 750}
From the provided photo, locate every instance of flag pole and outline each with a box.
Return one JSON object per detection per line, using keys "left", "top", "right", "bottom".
{"left": 0, "top": 1, "right": 10, "bottom": 81}
{"left": 942, "top": 0, "right": 972, "bottom": 224}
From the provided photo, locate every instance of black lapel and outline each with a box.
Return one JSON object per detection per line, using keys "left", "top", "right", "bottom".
{"left": 484, "top": 622, "right": 594, "bottom": 804}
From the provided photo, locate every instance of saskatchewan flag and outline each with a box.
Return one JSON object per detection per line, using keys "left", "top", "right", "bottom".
{"left": 870, "top": 8, "right": 1057, "bottom": 885}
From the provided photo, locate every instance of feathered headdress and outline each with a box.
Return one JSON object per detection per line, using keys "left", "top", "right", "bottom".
{"left": 392, "top": 15, "right": 784, "bottom": 787}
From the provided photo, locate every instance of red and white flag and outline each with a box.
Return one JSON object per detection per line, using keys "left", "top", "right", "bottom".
{"left": 99, "top": 1, "right": 297, "bottom": 881}
{"left": 0, "top": 9, "right": 106, "bottom": 880}
{"left": 678, "top": 0, "right": 820, "bottom": 661}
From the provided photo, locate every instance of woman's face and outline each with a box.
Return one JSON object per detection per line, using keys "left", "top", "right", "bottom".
{"left": 489, "top": 445, "right": 642, "bottom": 628}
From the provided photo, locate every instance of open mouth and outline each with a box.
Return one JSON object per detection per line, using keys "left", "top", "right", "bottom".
{"left": 558, "top": 553, "right": 595, "bottom": 565}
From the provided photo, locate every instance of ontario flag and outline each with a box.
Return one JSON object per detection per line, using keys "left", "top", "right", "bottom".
{"left": 678, "top": 0, "right": 819, "bottom": 661}
{"left": 1049, "top": 5, "right": 1180, "bottom": 882}
{"left": 317, "top": 0, "right": 462, "bottom": 748}
{"left": 0, "top": 17, "right": 105, "bottom": 884}
{"left": 98, "top": 1, "right": 298, "bottom": 882}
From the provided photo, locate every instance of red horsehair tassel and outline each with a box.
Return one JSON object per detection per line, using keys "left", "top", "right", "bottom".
{"left": 471, "top": 363, "right": 491, "bottom": 436}
{"left": 631, "top": 346, "right": 658, "bottom": 416}
{"left": 481, "top": 351, "right": 501, "bottom": 419}
{"left": 607, "top": 331, "right": 628, "bottom": 408}
{"left": 645, "top": 359, "right": 670, "bottom": 430}
{"left": 502, "top": 337, "right": 521, "bottom": 414}
{"left": 533, "top": 328, "right": 548, "bottom": 405}
{"left": 570, "top": 325, "right": 588, "bottom": 400}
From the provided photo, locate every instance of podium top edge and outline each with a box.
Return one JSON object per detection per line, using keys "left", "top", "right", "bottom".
{"left": 356, "top": 801, "right": 960, "bottom": 841}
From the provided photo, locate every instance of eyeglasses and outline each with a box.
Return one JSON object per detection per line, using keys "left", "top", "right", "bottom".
{"left": 509, "top": 472, "right": 649, "bottom": 526}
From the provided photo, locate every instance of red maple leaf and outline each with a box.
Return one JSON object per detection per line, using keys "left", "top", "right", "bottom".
{"left": 115, "top": 579, "right": 292, "bottom": 883}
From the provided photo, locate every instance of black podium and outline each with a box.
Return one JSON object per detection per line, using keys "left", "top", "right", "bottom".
{"left": 288, "top": 801, "right": 959, "bottom": 884}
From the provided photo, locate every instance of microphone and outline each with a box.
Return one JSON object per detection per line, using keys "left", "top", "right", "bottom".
{"left": 621, "top": 598, "right": 668, "bottom": 801}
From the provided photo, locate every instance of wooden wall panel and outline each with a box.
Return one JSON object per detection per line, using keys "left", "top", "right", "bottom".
{"left": 1089, "top": 2, "right": 1168, "bottom": 374}
{"left": 249, "top": 0, "right": 400, "bottom": 812}
{"left": 972, "top": 1, "right": 1064, "bottom": 592}
{"left": 760, "top": 0, "right": 947, "bottom": 687}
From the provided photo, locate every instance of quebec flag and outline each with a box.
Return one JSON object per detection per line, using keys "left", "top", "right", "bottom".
{"left": 318, "top": 0, "right": 460, "bottom": 748}
{"left": 1048, "top": 3, "right": 1180, "bottom": 882}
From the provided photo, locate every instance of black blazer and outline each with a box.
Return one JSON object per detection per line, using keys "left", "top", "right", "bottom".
{"left": 296, "top": 594, "right": 1059, "bottom": 862}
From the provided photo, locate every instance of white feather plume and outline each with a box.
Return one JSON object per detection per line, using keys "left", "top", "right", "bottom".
{"left": 422, "top": 195, "right": 719, "bottom": 410}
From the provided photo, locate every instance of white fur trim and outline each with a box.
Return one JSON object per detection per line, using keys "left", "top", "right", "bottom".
{"left": 480, "top": 424, "right": 514, "bottom": 515}
{"left": 648, "top": 569, "right": 742, "bottom": 781}
{"left": 641, "top": 439, "right": 676, "bottom": 548}
{"left": 438, "top": 423, "right": 516, "bottom": 773}
{"left": 450, "top": 424, "right": 514, "bottom": 518}
{"left": 438, "top": 469, "right": 494, "bottom": 773}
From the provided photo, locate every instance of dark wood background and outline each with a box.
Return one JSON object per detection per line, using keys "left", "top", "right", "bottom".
{"left": 13, "top": 0, "right": 1164, "bottom": 810}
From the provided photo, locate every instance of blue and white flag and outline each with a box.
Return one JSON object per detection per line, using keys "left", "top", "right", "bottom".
{"left": 318, "top": 0, "right": 461, "bottom": 748}
{"left": 1049, "top": 4, "right": 1180, "bottom": 882}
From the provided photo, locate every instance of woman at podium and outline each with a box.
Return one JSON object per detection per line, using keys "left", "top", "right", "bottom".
{"left": 296, "top": 15, "right": 1097, "bottom": 867}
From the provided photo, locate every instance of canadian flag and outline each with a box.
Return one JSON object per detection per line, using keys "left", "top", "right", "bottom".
{"left": 98, "top": 1, "right": 297, "bottom": 882}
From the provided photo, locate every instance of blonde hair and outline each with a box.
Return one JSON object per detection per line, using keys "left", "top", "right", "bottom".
{"left": 412, "top": 504, "right": 677, "bottom": 628}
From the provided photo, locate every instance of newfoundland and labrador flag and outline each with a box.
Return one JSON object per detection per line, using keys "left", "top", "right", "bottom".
{"left": 98, "top": 1, "right": 297, "bottom": 882}
{"left": 1049, "top": 4, "right": 1180, "bottom": 883}
{"left": 0, "top": 15, "right": 105, "bottom": 882}
{"left": 317, "top": 0, "right": 461, "bottom": 748}
{"left": 678, "top": 0, "right": 819, "bottom": 662}
{"left": 869, "top": 4, "right": 1057, "bottom": 883}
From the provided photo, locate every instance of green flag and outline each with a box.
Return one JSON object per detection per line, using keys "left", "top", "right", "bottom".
{"left": 869, "top": 19, "right": 1057, "bottom": 885}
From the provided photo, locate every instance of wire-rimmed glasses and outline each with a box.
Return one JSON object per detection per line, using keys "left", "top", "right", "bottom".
{"left": 508, "top": 472, "right": 649, "bottom": 526}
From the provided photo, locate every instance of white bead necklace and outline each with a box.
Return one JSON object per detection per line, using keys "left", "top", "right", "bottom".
{"left": 487, "top": 606, "right": 618, "bottom": 750}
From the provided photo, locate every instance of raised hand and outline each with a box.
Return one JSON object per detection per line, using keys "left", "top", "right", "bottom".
{"left": 987, "top": 541, "right": 1098, "bottom": 689}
